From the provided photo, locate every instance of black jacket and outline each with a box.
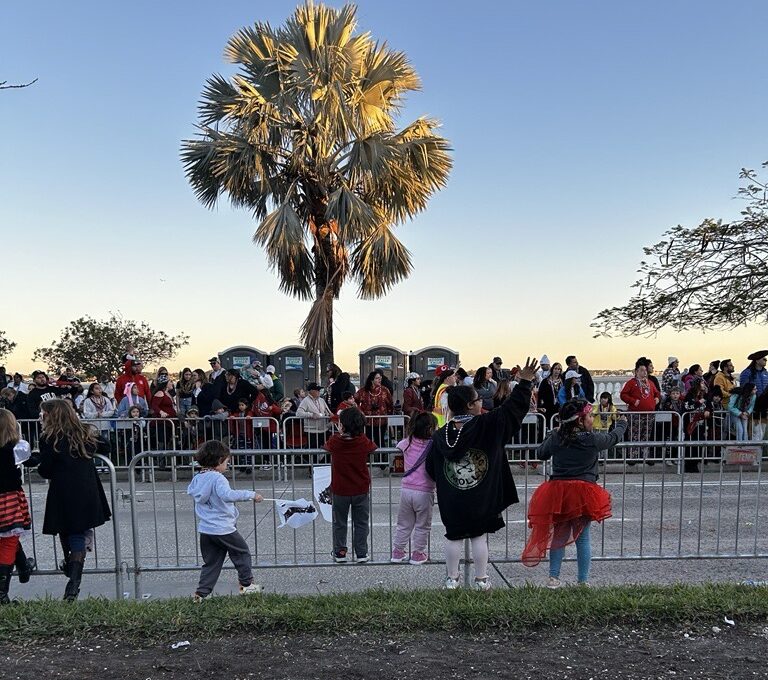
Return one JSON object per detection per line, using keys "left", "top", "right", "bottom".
{"left": 577, "top": 367, "right": 595, "bottom": 403}
{"left": 0, "top": 442, "right": 23, "bottom": 493}
{"left": 426, "top": 379, "right": 532, "bottom": 540}
{"left": 37, "top": 434, "right": 112, "bottom": 535}
{"left": 537, "top": 377, "right": 561, "bottom": 422}
{"left": 26, "top": 385, "right": 73, "bottom": 419}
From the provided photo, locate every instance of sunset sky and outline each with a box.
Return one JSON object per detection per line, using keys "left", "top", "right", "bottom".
{"left": 2, "top": 1, "right": 767, "bottom": 376}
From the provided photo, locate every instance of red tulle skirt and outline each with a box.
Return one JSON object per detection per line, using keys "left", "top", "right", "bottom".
{"left": 522, "top": 480, "right": 612, "bottom": 567}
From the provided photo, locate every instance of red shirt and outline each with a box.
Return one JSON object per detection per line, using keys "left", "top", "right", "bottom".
{"left": 620, "top": 378, "right": 660, "bottom": 412}
{"left": 324, "top": 433, "right": 377, "bottom": 496}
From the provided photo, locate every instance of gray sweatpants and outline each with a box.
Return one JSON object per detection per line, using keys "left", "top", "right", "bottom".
{"left": 332, "top": 493, "right": 370, "bottom": 557}
{"left": 196, "top": 530, "right": 253, "bottom": 596}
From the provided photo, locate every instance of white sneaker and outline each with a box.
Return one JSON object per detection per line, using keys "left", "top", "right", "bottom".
{"left": 239, "top": 583, "right": 263, "bottom": 595}
{"left": 546, "top": 577, "right": 562, "bottom": 589}
{"left": 473, "top": 578, "right": 491, "bottom": 591}
{"left": 444, "top": 576, "right": 460, "bottom": 590}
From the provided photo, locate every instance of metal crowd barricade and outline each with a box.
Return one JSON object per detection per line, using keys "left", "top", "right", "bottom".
{"left": 20, "top": 453, "right": 123, "bottom": 599}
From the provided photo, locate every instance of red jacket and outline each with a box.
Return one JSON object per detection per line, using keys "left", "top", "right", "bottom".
{"left": 324, "top": 433, "right": 377, "bottom": 496}
{"left": 620, "top": 378, "right": 660, "bottom": 412}
{"left": 402, "top": 386, "right": 425, "bottom": 418}
{"left": 354, "top": 386, "right": 393, "bottom": 421}
{"left": 251, "top": 393, "right": 282, "bottom": 433}
{"left": 115, "top": 361, "right": 151, "bottom": 404}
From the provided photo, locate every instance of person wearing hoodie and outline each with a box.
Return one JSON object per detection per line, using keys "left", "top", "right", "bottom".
{"left": 187, "top": 440, "right": 263, "bottom": 601}
{"left": 426, "top": 357, "right": 538, "bottom": 591}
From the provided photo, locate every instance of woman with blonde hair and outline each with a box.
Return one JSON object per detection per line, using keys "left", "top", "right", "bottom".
{"left": 0, "top": 409, "right": 35, "bottom": 604}
{"left": 38, "top": 399, "right": 111, "bottom": 601}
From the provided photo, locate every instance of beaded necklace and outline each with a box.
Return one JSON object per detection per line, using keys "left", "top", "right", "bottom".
{"left": 445, "top": 414, "right": 475, "bottom": 449}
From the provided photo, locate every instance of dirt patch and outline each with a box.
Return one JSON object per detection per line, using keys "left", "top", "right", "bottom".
{"left": 2, "top": 623, "right": 767, "bottom": 679}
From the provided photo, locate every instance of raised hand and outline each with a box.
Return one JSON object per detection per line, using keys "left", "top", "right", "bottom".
{"left": 516, "top": 357, "right": 539, "bottom": 383}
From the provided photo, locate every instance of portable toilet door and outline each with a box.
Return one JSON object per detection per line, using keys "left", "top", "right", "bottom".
{"left": 409, "top": 346, "right": 460, "bottom": 381}
{"left": 218, "top": 346, "right": 269, "bottom": 371}
{"left": 358, "top": 345, "right": 407, "bottom": 401}
{"left": 271, "top": 345, "right": 312, "bottom": 398}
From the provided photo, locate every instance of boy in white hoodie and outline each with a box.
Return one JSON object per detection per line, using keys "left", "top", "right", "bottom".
{"left": 187, "top": 440, "right": 263, "bottom": 601}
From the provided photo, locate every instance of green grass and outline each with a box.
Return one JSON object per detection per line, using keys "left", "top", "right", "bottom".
{"left": 1, "top": 585, "right": 767, "bottom": 642}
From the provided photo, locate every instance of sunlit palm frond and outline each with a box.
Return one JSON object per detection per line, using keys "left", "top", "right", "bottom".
{"left": 254, "top": 200, "right": 314, "bottom": 299}
{"left": 351, "top": 222, "right": 412, "bottom": 299}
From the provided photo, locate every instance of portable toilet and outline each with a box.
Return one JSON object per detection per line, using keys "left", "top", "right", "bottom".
{"left": 218, "top": 345, "right": 269, "bottom": 371}
{"left": 409, "top": 346, "right": 460, "bottom": 380}
{"left": 358, "top": 345, "right": 407, "bottom": 401}
{"left": 271, "top": 345, "right": 313, "bottom": 397}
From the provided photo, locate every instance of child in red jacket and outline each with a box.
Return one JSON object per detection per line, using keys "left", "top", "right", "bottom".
{"left": 324, "top": 408, "right": 377, "bottom": 563}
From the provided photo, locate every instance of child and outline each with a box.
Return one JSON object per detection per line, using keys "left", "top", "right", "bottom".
{"left": 186, "top": 440, "right": 263, "bottom": 601}
{"left": 182, "top": 405, "right": 203, "bottom": 449}
{"left": 323, "top": 407, "right": 377, "bottom": 563}
{"left": 592, "top": 392, "right": 617, "bottom": 432}
{"left": 729, "top": 383, "right": 756, "bottom": 441}
{"left": 391, "top": 412, "right": 437, "bottom": 565}
{"left": 662, "top": 386, "right": 686, "bottom": 416}
{"left": 426, "top": 358, "right": 539, "bottom": 591}
{"left": 229, "top": 398, "right": 254, "bottom": 449}
{"left": 336, "top": 391, "right": 356, "bottom": 417}
{"left": 522, "top": 399, "right": 627, "bottom": 587}
{"left": 115, "top": 404, "right": 146, "bottom": 457}
{"left": 0, "top": 409, "right": 36, "bottom": 604}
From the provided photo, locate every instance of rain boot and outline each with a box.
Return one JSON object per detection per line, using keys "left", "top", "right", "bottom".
{"left": 15, "top": 545, "right": 36, "bottom": 584}
{"left": 63, "top": 551, "right": 85, "bottom": 602}
{"left": 0, "top": 564, "right": 13, "bottom": 605}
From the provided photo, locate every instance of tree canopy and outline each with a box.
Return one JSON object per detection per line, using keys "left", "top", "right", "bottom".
{"left": 0, "top": 331, "right": 17, "bottom": 364}
{"left": 593, "top": 162, "right": 768, "bottom": 338}
{"left": 181, "top": 1, "right": 451, "bottom": 367}
{"left": 32, "top": 313, "right": 189, "bottom": 378}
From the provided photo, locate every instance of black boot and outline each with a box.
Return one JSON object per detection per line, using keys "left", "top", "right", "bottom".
{"left": 0, "top": 564, "right": 13, "bottom": 605}
{"left": 15, "top": 546, "right": 36, "bottom": 584}
{"left": 63, "top": 552, "right": 85, "bottom": 602}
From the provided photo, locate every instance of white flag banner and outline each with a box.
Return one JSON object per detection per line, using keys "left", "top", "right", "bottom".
{"left": 312, "top": 464, "right": 333, "bottom": 522}
{"left": 14, "top": 440, "right": 31, "bottom": 466}
{"left": 275, "top": 498, "right": 318, "bottom": 529}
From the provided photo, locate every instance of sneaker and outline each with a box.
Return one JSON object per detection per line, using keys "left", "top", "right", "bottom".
{"left": 444, "top": 576, "right": 460, "bottom": 590}
{"left": 390, "top": 548, "right": 408, "bottom": 563}
{"left": 409, "top": 551, "right": 428, "bottom": 565}
{"left": 577, "top": 581, "right": 591, "bottom": 588}
{"left": 546, "top": 577, "right": 563, "bottom": 589}
{"left": 239, "top": 583, "right": 263, "bottom": 595}
{"left": 333, "top": 548, "right": 348, "bottom": 563}
{"left": 473, "top": 577, "right": 491, "bottom": 591}
{"left": 356, "top": 554, "right": 370, "bottom": 563}
{"left": 193, "top": 592, "right": 209, "bottom": 603}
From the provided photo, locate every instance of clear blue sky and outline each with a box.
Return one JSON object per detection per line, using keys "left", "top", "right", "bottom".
{"left": 2, "top": 1, "right": 767, "bottom": 373}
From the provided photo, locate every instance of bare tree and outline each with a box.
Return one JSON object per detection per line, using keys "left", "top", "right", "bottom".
{"left": 592, "top": 162, "right": 768, "bottom": 337}
{"left": 0, "top": 78, "right": 38, "bottom": 90}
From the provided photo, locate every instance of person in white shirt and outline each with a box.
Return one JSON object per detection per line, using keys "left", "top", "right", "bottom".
{"left": 297, "top": 382, "right": 333, "bottom": 448}
{"left": 98, "top": 373, "right": 116, "bottom": 401}
{"left": 536, "top": 355, "right": 552, "bottom": 385}
{"left": 207, "top": 357, "right": 225, "bottom": 383}
{"left": 8, "top": 373, "right": 29, "bottom": 394}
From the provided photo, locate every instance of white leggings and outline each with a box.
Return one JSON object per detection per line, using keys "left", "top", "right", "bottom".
{"left": 444, "top": 535, "right": 489, "bottom": 580}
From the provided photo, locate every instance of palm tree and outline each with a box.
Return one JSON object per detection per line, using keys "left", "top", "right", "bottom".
{"left": 181, "top": 1, "right": 452, "bottom": 369}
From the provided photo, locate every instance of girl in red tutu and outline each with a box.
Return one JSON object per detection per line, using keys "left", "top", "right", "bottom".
{"left": 0, "top": 409, "right": 36, "bottom": 605}
{"left": 522, "top": 399, "right": 627, "bottom": 588}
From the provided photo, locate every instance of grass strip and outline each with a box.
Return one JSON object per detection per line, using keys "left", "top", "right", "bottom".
{"left": 1, "top": 584, "right": 766, "bottom": 642}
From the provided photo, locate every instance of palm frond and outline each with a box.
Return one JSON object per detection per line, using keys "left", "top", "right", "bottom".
{"left": 300, "top": 285, "right": 334, "bottom": 353}
{"left": 254, "top": 199, "right": 314, "bottom": 299}
{"left": 351, "top": 222, "right": 412, "bottom": 299}
{"left": 325, "top": 185, "right": 377, "bottom": 242}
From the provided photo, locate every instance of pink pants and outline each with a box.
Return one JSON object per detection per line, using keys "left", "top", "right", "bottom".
{"left": 392, "top": 488, "right": 434, "bottom": 554}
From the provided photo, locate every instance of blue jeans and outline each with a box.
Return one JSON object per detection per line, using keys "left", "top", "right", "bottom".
{"left": 549, "top": 522, "right": 591, "bottom": 582}
{"left": 734, "top": 417, "right": 748, "bottom": 441}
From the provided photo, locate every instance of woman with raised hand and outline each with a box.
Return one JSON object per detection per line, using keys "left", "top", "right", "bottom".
{"left": 37, "top": 399, "right": 112, "bottom": 601}
{"left": 426, "top": 357, "right": 538, "bottom": 591}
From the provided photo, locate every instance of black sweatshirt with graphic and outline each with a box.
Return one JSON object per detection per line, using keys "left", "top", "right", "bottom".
{"left": 426, "top": 379, "right": 532, "bottom": 540}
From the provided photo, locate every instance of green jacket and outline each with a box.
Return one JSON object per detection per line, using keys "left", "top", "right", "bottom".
{"left": 270, "top": 376, "right": 285, "bottom": 403}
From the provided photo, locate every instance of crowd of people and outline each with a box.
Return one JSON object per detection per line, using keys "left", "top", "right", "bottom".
{"left": 1, "top": 346, "right": 767, "bottom": 601}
